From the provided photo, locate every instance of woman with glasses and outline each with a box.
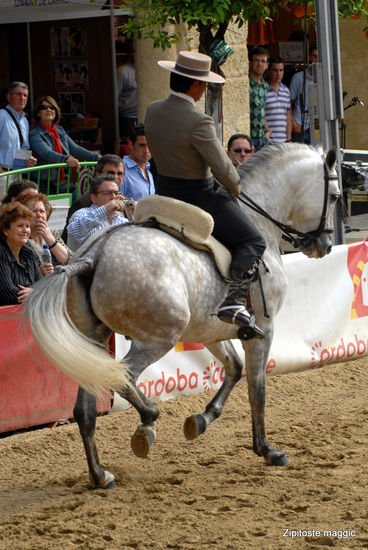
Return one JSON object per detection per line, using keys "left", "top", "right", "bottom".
{"left": 29, "top": 95, "right": 100, "bottom": 194}
{"left": 16, "top": 190, "right": 72, "bottom": 266}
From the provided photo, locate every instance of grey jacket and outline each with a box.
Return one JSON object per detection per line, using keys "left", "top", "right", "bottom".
{"left": 145, "top": 94, "right": 240, "bottom": 195}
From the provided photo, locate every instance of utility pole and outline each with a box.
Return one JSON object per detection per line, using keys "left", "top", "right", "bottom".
{"left": 309, "top": 0, "right": 345, "bottom": 244}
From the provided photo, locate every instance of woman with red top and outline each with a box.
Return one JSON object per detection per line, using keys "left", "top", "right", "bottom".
{"left": 29, "top": 95, "right": 100, "bottom": 194}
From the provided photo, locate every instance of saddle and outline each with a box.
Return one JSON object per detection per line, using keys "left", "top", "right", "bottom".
{"left": 134, "top": 195, "right": 231, "bottom": 279}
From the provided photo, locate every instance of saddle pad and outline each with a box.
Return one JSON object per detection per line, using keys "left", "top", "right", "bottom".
{"left": 134, "top": 195, "right": 231, "bottom": 278}
{"left": 135, "top": 195, "right": 214, "bottom": 241}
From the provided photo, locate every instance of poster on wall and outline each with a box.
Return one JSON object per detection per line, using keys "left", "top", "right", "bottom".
{"left": 278, "top": 41, "right": 304, "bottom": 63}
{"left": 58, "top": 92, "right": 85, "bottom": 115}
{"left": 53, "top": 62, "right": 88, "bottom": 91}
{"left": 50, "top": 27, "right": 87, "bottom": 57}
{"left": 50, "top": 27, "right": 70, "bottom": 57}
{"left": 69, "top": 27, "right": 87, "bottom": 56}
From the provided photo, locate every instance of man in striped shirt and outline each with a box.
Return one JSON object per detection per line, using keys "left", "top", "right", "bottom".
{"left": 265, "top": 57, "right": 292, "bottom": 143}
{"left": 67, "top": 174, "right": 129, "bottom": 251}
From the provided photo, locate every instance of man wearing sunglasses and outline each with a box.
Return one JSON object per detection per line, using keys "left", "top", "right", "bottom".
{"left": 0, "top": 81, "right": 37, "bottom": 174}
{"left": 227, "top": 134, "right": 254, "bottom": 166}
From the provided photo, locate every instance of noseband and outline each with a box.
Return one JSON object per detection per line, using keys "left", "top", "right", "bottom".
{"left": 238, "top": 162, "right": 338, "bottom": 251}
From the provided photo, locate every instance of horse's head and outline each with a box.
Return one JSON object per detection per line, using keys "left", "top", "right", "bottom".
{"left": 291, "top": 147, "right": 340, "bottom": 259}
{"left": 237, "top": 143, "right": 341, "bottom": 258}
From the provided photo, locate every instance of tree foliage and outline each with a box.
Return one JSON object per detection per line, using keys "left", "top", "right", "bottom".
{"left": 121, "top": 0, "right": 368, "bottom": 55}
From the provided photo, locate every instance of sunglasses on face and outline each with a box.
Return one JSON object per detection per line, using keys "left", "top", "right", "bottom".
{"left": 233, "top": 148, "right": 252, "bottom": 154}
{"left": 39, "top": 104, "right": 56, "bottom": 111}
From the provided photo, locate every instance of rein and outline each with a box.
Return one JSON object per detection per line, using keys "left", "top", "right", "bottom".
{"left": 237, "top": 162, "right": 338, "bottom": 250}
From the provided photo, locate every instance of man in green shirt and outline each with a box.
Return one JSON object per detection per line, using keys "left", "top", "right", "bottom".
{"left": 249, "top": 47, "right": 271, "bottom": 151}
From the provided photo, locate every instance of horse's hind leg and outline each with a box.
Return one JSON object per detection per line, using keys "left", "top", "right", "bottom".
{"left": 68, "top": 276, "right": 116, "bottom": 488}
{"left": 117, "top": 340, "right": 173, "bottom": 459}
{"left": 184, "top": 340, "right": 243, "bottom": 440}
{"left": 73, "top": 387, "right": 116, "bottom": 488}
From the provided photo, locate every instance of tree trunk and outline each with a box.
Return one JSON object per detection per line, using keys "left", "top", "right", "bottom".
{"left": 198, "top": 22, "right": 228, "bottom": 142}
{"left": 205, "top": 84, "right": 222, "bottom": 140}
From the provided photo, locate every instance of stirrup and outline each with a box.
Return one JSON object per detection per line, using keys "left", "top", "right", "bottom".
{"left": 237, "top": 314, "right": 265, "bottom": 341}
{"left": 217, "top": 305, "right": 264, "bottom": 340}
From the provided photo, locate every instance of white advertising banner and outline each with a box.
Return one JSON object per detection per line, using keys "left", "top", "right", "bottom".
{"left": 113, "top": 241, "right": 368, "bottom": 410}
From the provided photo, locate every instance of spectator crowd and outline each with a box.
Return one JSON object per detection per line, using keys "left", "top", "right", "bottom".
{"left": 249, "top": 43, "right": 318, "bottom": 150}
{"left": 0, "top": 45, "right": 317, "bottom": 315}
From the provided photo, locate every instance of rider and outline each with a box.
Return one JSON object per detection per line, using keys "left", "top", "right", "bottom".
{"left": 145, "top": 51, "right": 266, "bottom": 339}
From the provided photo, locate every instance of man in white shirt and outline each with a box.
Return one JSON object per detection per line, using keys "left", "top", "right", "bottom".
{"left": 117, "top": 57, "right": 137, "bottom": 139}
{"left": 122, "top": 124, "right": 155, "bottom": 201}
{"left": 289, "top": 44, "right": 318, "bottom": 144}
{"left": 0, "top": 81, "right": 37, "bottom": 172}
{"left": 67, "top": 174, "right": 129, "bottom": 250}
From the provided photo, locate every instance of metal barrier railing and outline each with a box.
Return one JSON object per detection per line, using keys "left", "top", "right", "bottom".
{"left": 0, "top": 161, "right": 97, "bottom": 199}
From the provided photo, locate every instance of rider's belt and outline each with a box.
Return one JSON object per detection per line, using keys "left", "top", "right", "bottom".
{"left": 157, "top": 174, "right": 213, "bottom": 194}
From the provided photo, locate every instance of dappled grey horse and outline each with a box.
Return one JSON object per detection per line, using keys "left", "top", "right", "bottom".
{"left": 26, "top": 143, "right": 339, "bottom": 488}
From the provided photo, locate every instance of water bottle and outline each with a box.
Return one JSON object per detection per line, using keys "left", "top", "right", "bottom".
{"left": 41, "top": 244, "right": 52, "bottom": 264}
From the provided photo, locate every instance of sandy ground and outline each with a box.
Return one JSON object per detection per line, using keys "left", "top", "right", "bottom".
{"left": 0, "top": 356, "right": 367, "bottom": 550}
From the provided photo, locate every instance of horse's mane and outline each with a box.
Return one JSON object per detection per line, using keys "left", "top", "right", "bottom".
{"left": 238, "top": 142, "right": 319, "bottom": 188}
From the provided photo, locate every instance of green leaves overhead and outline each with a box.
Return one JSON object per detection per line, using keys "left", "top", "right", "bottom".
{"left": 120, "top": 0, "right": 368, "bottom": 51}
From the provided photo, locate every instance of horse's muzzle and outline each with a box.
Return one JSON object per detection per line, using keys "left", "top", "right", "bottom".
{"left": 301, "top": 232, "right": 333, "bottom": 259}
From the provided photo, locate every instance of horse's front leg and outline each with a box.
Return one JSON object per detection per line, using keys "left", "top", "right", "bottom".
{"left": 73, "top": 387, "right": 116, "bottom": 488}
{"left": 184, "top": 340, "right": 243, "bottom": 439}
{"left": 243, "top": 338, "right": 289, "bottom": 466}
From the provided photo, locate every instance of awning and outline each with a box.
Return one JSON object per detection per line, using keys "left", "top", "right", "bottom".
{"left": 0, "top": 0, "right": 129, "bottom": 24}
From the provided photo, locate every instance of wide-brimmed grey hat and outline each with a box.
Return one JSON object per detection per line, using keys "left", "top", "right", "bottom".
{"left": 158, "top": 50, "right": 225, "bottom": 84}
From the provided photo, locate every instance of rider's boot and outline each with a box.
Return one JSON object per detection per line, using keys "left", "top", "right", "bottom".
{"left": 217, "top": 263, "right": 264, "bottom": 340}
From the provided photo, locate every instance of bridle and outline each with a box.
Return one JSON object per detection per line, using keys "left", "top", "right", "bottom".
{"left": 237, "top": 162, "right": 339, "bottom": 251}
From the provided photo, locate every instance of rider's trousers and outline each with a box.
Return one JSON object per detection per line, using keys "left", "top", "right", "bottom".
{"left": 156, "top": 176, "right": 266, "bottom": 274}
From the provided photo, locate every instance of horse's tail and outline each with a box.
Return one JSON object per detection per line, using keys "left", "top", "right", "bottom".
{"left": 25, "top": 258, "right": 131, "bottom": 396}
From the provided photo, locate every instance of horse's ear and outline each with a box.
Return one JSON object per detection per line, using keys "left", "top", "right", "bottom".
{"left": 325, "top": 147, "right": 337, "bottom": 171}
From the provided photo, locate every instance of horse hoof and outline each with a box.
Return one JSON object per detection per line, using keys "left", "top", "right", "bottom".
{"left": 131, "top": 428, "right": 155, "bottom": 458}
{"left": 265, "top": 449, "right": 290, "bottom": 467}
{"left": 184, "top": 414, "right": 207, "bottom": 440}
{"left": 105, "top": 479, "right": 116, "bottom": 489}
{"left": 273, "top": 453, "right": 290, "bottom": 466}
{"left": 90, "top": 470, "right": 116, "bottom": 489}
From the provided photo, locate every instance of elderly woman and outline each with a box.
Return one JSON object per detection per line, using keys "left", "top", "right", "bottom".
{"left": 0, "top": 202, "right": 45, "bottom": 305}
{"left": 29, "top": 95, "right": 100, "bottom": 194}
{"left": 16, "top": 190, "right": 72, "bottom": 265}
